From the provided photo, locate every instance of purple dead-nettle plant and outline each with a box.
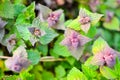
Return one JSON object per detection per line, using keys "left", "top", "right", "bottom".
{"left": 5, "top": 46, "right": 31, "bottom": 73}
{"left": 6, "top": 34, "right": 16, "bottom": 53}
{"left": 36, "top": 4, "right": 65, "bottom": 30}
{"left": 28, "top": 27, "right": 46, "bottom": 46}
{"left": 91, "top": 46, "right": 118, "bottom": 67}
{"left": 105, "top": 11, "right": 114, "bottom": 22}
{"left": 79, "top": 8, "right": 92, "bottom": 33}
{"left": 91, "top": 38, "right": 120, "bottom": 67}
{"left": 61, "top": 28, "right": 91, "bottom": 60}
{"left": 0, "top": 18, "right": 7, "bottom": 42}
{"left": 89, "top": 0, "right": 100, "bottom": 12}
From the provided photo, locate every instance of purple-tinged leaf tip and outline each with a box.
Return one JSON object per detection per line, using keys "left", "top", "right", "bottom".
{"left": 5, "top": 46, "right": 31, "bottom": 73}
{"left": 0, "top": 18, "right": 7, "bottom": 29}
{"left": 61, "top": 29, "right": 91, "bottom": 60}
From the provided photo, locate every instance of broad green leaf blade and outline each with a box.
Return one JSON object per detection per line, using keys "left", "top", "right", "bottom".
{"left": 20, "top": 71, "right": 35, "bottom": 80}
{"left": 37, "top": 45, "right": 48, "bottom": 56}
{"left": 55, "top": 65, "right": 66, "bottom": 79}
{"left": 15, "top": 2, "right": 35, "bottom": 25}
{"left": 82, "top": 65, "right": 98, "bottom": 79}
{"left": 100, "top": 66, "right": 117, "bottom": 79}
{"left": 16, "top": 24, "right": 31, "bottom": 41}
{"left": 39, "top": 26, "right": 58, "bottom": 45}
{"left": 114, "top": 58, "right": 120, "bottom": 76}
{"left": 103, "top": 17, "right": 120, "bottom": 31}
{"left": 67, "top": 17, "right": 81, "bottom": 31}
{"left": 53, "top": 35, "right": 71, "bottom": 57}
{"left": 92, "top": 37, "right": 108, "bottom": 54}
{"left": 90, "top": 13, "right": 103, "bottom": 25}
{"left": 27, "top": 49, "right": 40, "bottom": 65}
{"left": 42, "top": 71, "right": 55, "bottom": 80}
{"left": 14, "top": 3, "right": 26, "bottom": 17}
{"left": 67, "top": 67, "right": 87, "bottom": 80}
{"left": 0, "top": 0, "right": 14, "bottom": 19}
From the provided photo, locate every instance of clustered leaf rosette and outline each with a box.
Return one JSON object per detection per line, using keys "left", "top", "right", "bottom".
{"left": 28, "top": 27, "right": 46, "bottom": 46}
{"left": 79, "top": 8, "right": 103, "bottom": 33}
{"left": 91, "top": 37, "right": 120, "bottom": 67}
{"left": 67, "top": 8, "right": 103, "bottom": 33}
{"left": 61, "top": 28, "right": 91, "bottom": 60}
{"left": 5, "top": 46, "right": 31, "bottom": 73}
{"left": 0, "top": 18, "right": 7, "bottom": 42}
{"left": 36, "top": 4, "right": 65, "bottom": 30}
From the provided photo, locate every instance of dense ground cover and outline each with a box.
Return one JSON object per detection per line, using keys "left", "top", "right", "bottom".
{"left": 0, "top": 0, "right": 120, "bottom": 80}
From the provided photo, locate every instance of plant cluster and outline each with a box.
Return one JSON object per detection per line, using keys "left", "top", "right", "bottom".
{"left": 0, "top": 0, "right": 120, "bottom": 80}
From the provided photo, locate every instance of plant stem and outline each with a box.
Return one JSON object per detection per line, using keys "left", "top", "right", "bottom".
{"left": 0, "top": 56, "right": 66, "bottom": 62}
{"left": 0, "top": 56, "right": 10, "bottom": 59}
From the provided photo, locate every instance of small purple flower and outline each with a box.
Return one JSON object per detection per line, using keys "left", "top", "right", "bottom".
{"left": 91, "top": 45, "right": 118, "bottom": 67}
{"left": 36, "top": 4, "right": 65, "bottom": 30}
{"left": 6, "top": 34, "right": 16, "bottom": 53}
{"left": 28, "top": 27, "right": 45, "bottom": 37}
{"left": 47, "top": 12, "right": 61, "bottom": 27}
{"left": 105, "top": 11, "right": 114, "bottom": 22}
{"left": 28, "top": 27, "right": 46, "bottom": 46}
{"left": 61, "top": 29, "right": 91, "bottom": 59}
{"left": 79, "top": 9, "right": 91, "bottom": 33}
{"left": 89, "top": 0, "right": 100, "bottom": 12}
{"left": 5, "top": 46, "right": 31, "bottom": 73}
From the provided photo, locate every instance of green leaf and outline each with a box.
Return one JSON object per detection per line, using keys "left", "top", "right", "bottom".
{"left": 64, "top": 19, "right": 73, "bottom": 27}
{"left": 0, "top": 68, "right": 4, "bottom": 79}
{"left": 85, "top": 26, "right": 97, "bottom": 38}
{"left": 37, "top": 45, "right": 48, "bottom": 56}
{"left": 103, "top": 17, "right": 120, "bottom": 31}
{"left": 15, "top": 2, "right": 35, "bottom": 25}
{"left": 39, "top": 26, "right": 58, "bottom": 45}
{"left": 114, "top": 33, "right": 120, "bottom": 50}
{"left": 90, "top": 13, "right": 103, "bottom": 26}
{"left": 82, "top": 65, "right": 98, "bottom": 79}
{"left": 14, "top": 3, "right": 26, "bottom": 17}
{"left": 20, "top": 71, "right": 35, "bottom": 80}
{"left": 67, "top": 17, "right": 81, "bottom": 31}
{"left": 55, "top": 65, "right": 66, "bottom": 79}
{"left": 92, "top": 37, "right": 108, "bottom": 54}
{"left": 67, "top": 67, "right": 87, "bottom": 80}
{"left": 16, "top": 24, "right": 31, "bottom": 41}
{"left": 0, "top": 0, "right": 14, "bottom": 19}
{"left": 27, "top": 49, "right": 40, "bottom": 65}
{"left": 53, "top": 35, "right": 71, "bottom": 57}
{"left": 114, "top": 58, "right": 120, "bottom": 76}
{"left": 42, "top": 71, "right": 55, "bottom": 80}
{"left": 3, "top": 75, "right": 18, "bottom": 80}
{"left": 100, "top": 66, "right": 117, "bottom": 79}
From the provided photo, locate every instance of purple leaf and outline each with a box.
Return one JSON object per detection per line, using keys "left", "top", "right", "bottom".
{"left": 89, "top": 0, "right": 100, "bottom": 12}
{"left": 36, "top": 3, "right": 52, "bottom": 21}
{"left": 5, "top": 46, "right": 31, "bottom": 73}
{"left": 0, "top": 18, "right": 7, "bottom": 29}
{"left": 91, "top": 45, "right": 119, "bottom": 67}
{"left": 106, "top": 11, "right": 114, "bottom": 22}
{"left": 61, "top": 29, "right": 91, "bottom": 60}
{"left": 79, "top": 9, "right": 91, "bottom": 33}
{"left": 28, "top": 27, "right": 46, "bottom": 46}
